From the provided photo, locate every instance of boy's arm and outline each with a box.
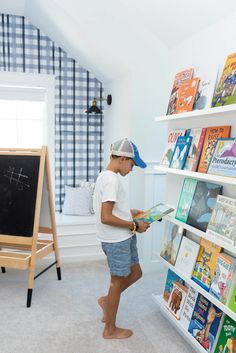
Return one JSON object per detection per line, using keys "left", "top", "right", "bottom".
{"left": 101, "top": 201, "right": 150, "bottom": 233}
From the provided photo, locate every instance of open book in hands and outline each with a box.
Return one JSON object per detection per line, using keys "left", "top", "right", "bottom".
{"left": 133, "top": 203, "right": 175, "bottom": 224}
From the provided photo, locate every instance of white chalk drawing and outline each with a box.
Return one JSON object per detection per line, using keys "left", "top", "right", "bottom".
{"left": 4, "top": 167, "right": 30, "bottom": 190}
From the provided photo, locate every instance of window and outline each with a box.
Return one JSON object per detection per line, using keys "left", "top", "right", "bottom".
{"left": 0, "top": 99, "right": 45, "bottom": 148}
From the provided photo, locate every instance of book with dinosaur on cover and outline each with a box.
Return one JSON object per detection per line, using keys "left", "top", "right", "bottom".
{"left": 209, "top": 253, "right": 236, "bottom": 304}
{"left": 206, "top": 195, "right": 236, "bottom": 246}
{"left": 167, "top": 281, "right": 188, "bottom": 319}
{"left": 197, "top": 126, "right": 231, "bottom": 174}
{"left": 192, "top": 238, "right": 222, "bottom": 292}
{"left": 187, "top": 181, "right": 223, "bottom": 232}
{"left": 184, "top": 127, "right": 206, "bottom": 172}
{"left": 166, "top": 68, "right": 194, "bottom": 115}
{"left": 207, "top": 138, "right": 236, "bottom": 178}
{"left": 214, "top": 315, "right": 236, "bottom": 353}
{"left": 163, "top": 269, "right": 184, "bottom": 302}
{"left": 188, "top": 294, "right": 223, "bottom": 352}
{"left": 212, "top": 52, "right": 236, "bottom": 107}
{"left": 175, "top": 178, "right": 198, "bottom": 223}
{"left": 161, "top": 129, "right": 186, "bottom": 166}
{"left": 160, "top": 221, "right": 184, "bottom": 266}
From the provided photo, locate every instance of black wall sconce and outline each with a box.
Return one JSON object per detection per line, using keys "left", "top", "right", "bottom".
{"left": 85, "top": 94, "right": 112, "bottom": 114}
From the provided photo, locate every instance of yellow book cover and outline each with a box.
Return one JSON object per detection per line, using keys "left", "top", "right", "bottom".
{"left": 191, "top": 238, "right": 222, "bottom": 291}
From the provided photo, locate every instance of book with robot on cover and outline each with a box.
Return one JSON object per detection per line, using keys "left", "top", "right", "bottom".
{"left": 175, "top": 178, "right": 198, "bottom": 223}
{"left": 206, "top": 195, "right": 236, "bottom": 246}
{"left": 186, "top": 180, "right": 223, "bottom": 232}
{"left": 188, "top": 294, "right": 223, "bottom": 352}
{"left": 160, "top": 221, "right": 184, "bottom": 266}
{"left": 161, "top": 129, "right": 186, "bottom": 166}
{"left": 192, "top": 238, "right": 222, "bottom": 292}
{"left": 197, "top": 125, "right": 231, "bottom": 174}
{"left": 207, "top": 138, "right": 236, "bottom": 178}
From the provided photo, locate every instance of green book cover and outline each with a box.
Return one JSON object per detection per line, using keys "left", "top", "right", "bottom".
{"left": 214, "top": 315, "right": 236, "bottom": 353}
{"left": 175, "top": 178, "right": 198, "bottom": 223}
{"left": 228, "top": 284, "right": 236, "bottom": 313}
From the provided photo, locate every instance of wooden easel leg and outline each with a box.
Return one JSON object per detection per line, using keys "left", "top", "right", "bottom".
{"left": 27, "top": 289, "right": 33, "bottom": 308}
{"left": 1, "top": 267, "right": 6, "bottom": 273}
{"left": 27, "top": 267, "right": 35, "bottom": 308}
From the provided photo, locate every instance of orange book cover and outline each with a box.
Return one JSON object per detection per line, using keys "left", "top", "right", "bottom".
{"left": 166, "top": 68, "right": 194, "bottom": 115}
{"left": 197, "top": 125, "right": 231, "bottom": 173}
{"left": 175, "top": 77, "right": 200, "bottom": 113}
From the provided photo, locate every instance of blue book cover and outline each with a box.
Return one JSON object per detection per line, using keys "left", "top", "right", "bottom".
{"left": 169, "top": 136, "right": 192, "bottom": 169}
{"left": 188, "top": 294, "right": 223, "bottom": 352}
{"left": 163, "top": 269, "right": 184, "bottom": 302}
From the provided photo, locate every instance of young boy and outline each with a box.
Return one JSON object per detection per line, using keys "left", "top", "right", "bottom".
{"left": 93, "top": 138, "right": 150, "bottom": 339}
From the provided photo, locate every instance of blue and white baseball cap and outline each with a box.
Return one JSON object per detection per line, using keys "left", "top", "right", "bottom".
{"left": 110, "top": 138, "right": 147, "bottom": 168}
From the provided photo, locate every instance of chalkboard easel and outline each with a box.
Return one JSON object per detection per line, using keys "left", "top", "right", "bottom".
{"left": 0, "top": 146, "right": 61, "bottom": 307}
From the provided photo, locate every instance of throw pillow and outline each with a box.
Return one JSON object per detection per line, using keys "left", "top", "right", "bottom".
{"left": 62, "top": 185, "right": 92, "bottom": 216}
{"left": 78, "top": 180, "right": 95, "bottom": 214}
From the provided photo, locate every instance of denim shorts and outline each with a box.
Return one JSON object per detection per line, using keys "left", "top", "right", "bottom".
{"left": 101, "top": 235, "right": 139, "bottom": 277}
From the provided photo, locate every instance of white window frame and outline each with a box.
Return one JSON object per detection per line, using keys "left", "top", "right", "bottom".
{"left": 0, "top": 71, "right": 55, "bottom": 194}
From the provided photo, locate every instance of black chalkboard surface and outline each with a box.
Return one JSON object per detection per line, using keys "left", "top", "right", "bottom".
{"left": 0, "top": 155, "right": 40, "bottom": 237}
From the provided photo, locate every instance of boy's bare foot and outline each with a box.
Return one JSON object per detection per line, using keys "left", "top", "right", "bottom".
{"left": 98, "top": 296, "right": 107, "bottom": 322}
{"left": 103, "top": 327, "right": 133, "bottom": 339}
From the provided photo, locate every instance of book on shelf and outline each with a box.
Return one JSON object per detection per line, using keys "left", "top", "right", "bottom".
{"left": 192, "top": 238, "right": 222, "bottom": 292}
{"left": 167, "top": 281, "right": 188, "bottom": 319}
{"left": 213, "top": 315, "right": 236, "bottom": 353}
{"left": 133, "top": 203, "right": 174, "bottom": 224}
{"left": 209, "top": 253, "right": 236, "bottom": 305}
{"left": 228, "top": 284, "right": 236, "bottom": 313}
{"left": 187, "top": 181, "right": 223, "bottom": 232}
{"left": 179, "top": 286, "right": 198, "bottom": 330}
{"left": 175, "top": 178, "right": 198, "bottom": 223}
{"left": 207, "top": 138, "right": 236, "bottom": 178}
{"left": 212, "top": 52, "right": 236, "bottom": 107}
{"left": 166, "top": 68, "right": 194, "bottom": 115}
{"left": 193, "top": 69, "right": 217, "bottom": 110}
{"left": 160, "top": 221, "right": 184, "bottom": 266}
{"left": 197, "top": 126, "right": 231, "bottom": 174}
{"left": 188, "top": 294, "right": 223, "bottom": 352}
{"left": 169, "top": 136, "right": 192, "bottom": 169}
{"left": 175, "top": 77, "right": 200, "bottom": 113}
{"left": 206, "top": 195, "right": 236, "bottom": 246}
{"left": 163, "top": 269, "right": 184, "bottom": 302}
{"left": 175, "top": 236, "right": 200, "bottom": 278}
{"left": 184, "top": 127, "right": 207, "bottom": 172}
{"left": 161, "top": 129, "right": 186, "bottom": 166}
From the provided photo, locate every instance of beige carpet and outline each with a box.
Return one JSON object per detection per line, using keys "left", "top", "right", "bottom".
{"left": 0, "top": 259, "right": 195, "bottom": 353}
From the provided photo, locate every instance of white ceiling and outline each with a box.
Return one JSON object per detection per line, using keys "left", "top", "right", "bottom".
{"left": 1, "top": 0, "right": 236, "bottom": 81}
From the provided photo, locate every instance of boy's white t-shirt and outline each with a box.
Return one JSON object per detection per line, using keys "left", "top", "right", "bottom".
{"left": 93, "top": 170, "right": 133, "bottom": 243}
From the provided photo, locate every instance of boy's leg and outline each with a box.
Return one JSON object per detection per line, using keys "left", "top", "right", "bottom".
{"left": 103, "top": 275, "right": 133, "bottom": 339}
{"left": 98, "top": 263, "right": 142, "bottom": 322}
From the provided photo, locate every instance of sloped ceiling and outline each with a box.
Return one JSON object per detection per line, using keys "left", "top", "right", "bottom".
{"left": 1, "top": 0, "right": 236, "bottom": 82}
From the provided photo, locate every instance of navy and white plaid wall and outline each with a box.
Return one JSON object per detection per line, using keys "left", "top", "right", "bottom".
{"left": 0, "top": 14, "right": 104, "bottom": 211}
